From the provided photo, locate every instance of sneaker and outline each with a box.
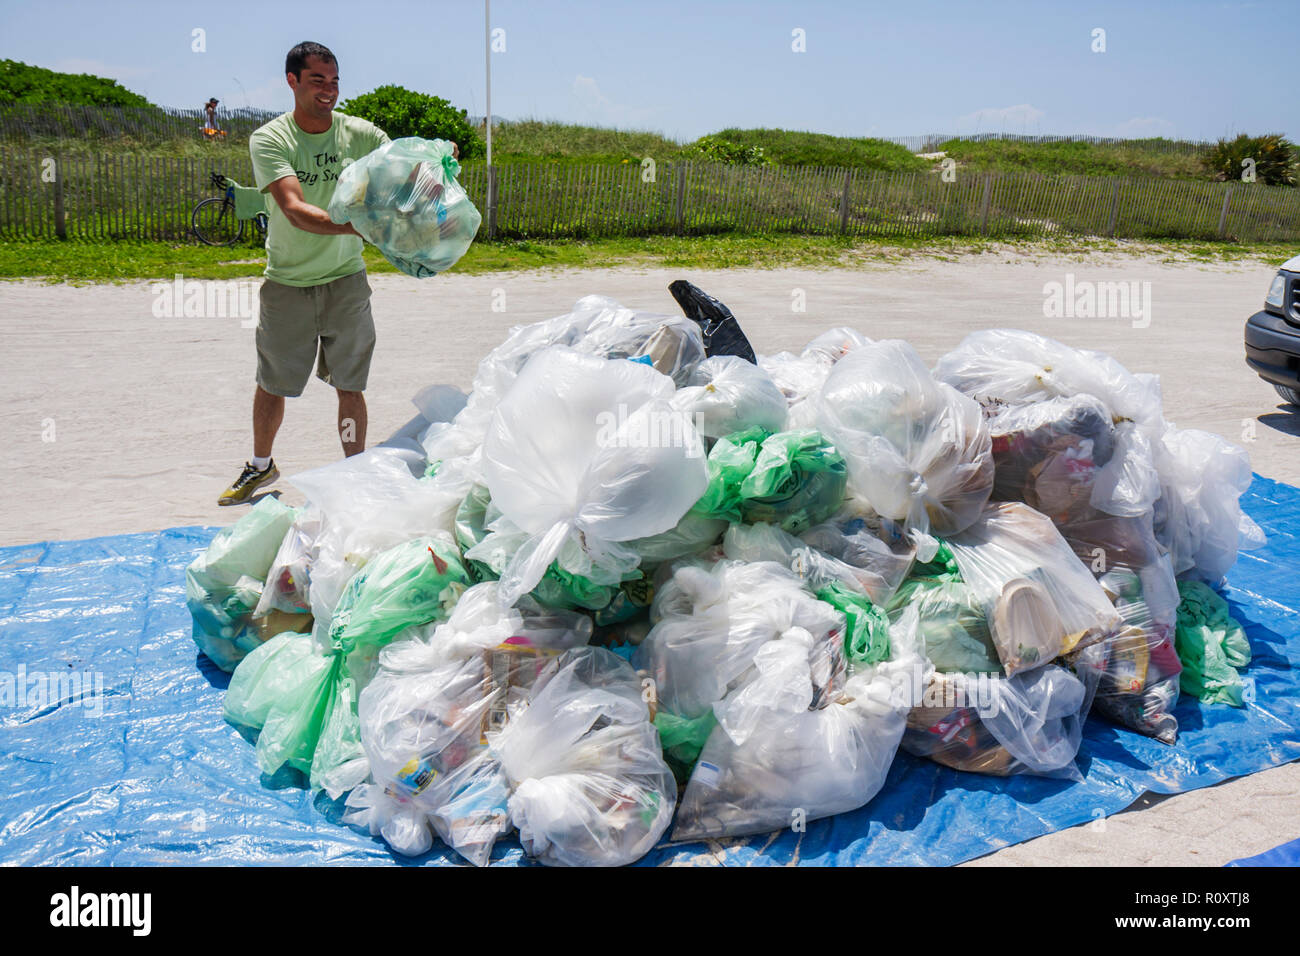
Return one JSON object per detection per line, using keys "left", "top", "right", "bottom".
{"left": 218, "top": 459, "right": 279, "bottom": 506}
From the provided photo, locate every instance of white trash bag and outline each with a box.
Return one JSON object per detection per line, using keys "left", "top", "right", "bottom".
{"left": 817, "top": 339, "right": 994, "bottom": 537}
{"left": 482, "top": 347, "right": 708, "bottom": 605}
{"left": 488, "top": 646, "right": 677, "bottom": 867}
{"left": 672, "top": 355, "right": 788, "bottom": 438}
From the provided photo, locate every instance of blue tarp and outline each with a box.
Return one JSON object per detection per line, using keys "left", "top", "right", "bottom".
{"left": 1227, "top": 837, "right": 1300, "bottom": 867}
{"left": 1, "top": 475, "right": 1298, "bottom": 867}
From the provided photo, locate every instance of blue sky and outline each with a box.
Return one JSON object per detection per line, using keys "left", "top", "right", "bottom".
{"left": 2, "top": 0, "right": 1295, "bottom": 143}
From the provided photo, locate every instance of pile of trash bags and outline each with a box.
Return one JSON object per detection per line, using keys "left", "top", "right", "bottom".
{"left": 328, "top": 137, "right": 481, "bottom": 278}
{"left": 189, "top": 281, "right": 1262, "bottom": 865}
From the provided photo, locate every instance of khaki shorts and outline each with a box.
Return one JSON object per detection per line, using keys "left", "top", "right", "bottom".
{"left": 256, "top": 270, "right": 375, "bottom": 397}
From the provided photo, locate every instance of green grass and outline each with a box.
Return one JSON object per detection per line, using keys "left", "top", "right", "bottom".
{"left": 489, "top": 119, "right": 684, "bottom": 165}
{"left": 937, "top": 138, "right": 1210, "bottom": 180}
{"left": 1, "top": 235, "right": 1293, "bottom": 284}
{"left": 706, "top": 128, "right": 930, "bottom": 172}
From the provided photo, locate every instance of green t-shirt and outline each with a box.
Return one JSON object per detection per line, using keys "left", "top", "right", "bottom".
{"left": 249, "top": 111, "right": 390, "bottom": 287}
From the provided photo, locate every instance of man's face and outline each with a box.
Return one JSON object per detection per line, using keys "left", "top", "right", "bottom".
{"left": 288, "top": 55, "right": 339, "bottom": 121}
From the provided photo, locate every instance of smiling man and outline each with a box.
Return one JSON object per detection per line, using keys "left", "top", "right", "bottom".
{"left": 218, "top": 41, "right": 390, "bottom": 505}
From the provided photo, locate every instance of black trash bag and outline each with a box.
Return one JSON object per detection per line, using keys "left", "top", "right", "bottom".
{"left": 669, "top": 280, "right": 758, "bottom": 364}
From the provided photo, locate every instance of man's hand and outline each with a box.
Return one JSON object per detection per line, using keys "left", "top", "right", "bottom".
{"left": 266, "top": 175, "right": 358, "bottom": 236}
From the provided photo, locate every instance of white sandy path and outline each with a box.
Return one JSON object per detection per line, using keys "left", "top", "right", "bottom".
{"left": 1, "top": 253, "right": 1297, "bottom": 865}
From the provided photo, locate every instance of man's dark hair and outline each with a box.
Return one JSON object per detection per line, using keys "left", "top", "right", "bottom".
{"left": 285, "top": 42, "right": 337, "bottom": 79}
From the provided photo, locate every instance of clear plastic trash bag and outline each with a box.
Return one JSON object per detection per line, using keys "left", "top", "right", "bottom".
{"left": 902, "top": 651, "right": 1102, "bottom": 779}
{"left": 799, "top": 514, "right": 917, "bottom": 605}
{"left": 670, "top": 601, "right": 921, "bottom": 842}
{"left": 671, "top": 355, "right": 788, "bottom": 439}
{"left": 289, "top": 446, "right": 473, "bottom": 625}
{"left": 801, "top": 326, "right": 872, "bottom": 364}
{"left": 488, "top": 647, "right": 677, "bottom": 867}
{"left": 186, "top": 495, "right": 299, "bottom": 671}
{"left": 327, "top": 137, "right": 481, "bottom": 278}
{"left": 635, "top": 559, "right": 845, "bottom": 722}
{"left": 934, "top": 328, "right": 1165, "bottom": 432}
{"left": 1062, "top": 515, "right": 1182, "bottom": 743}
{"left": 481, "top": 346, "right": 708, "bottom": 605}
{"left": 945, "top": 502, "right": 1120, "bottom": 676}
{"left": 720, "top": 519, "right": 912, "bottom": 616}
{"left": 758, "top": 350, "right": 835, "bottom": 431}
{"left": 348, "top": 583, "right": 591, "bottom": 863}
{"left": 1154, "top": 426, "right": 1265, "bottom": 582}
{"left": 253, "top": 505, "right": 321, "bottom": 617}
{"left": 816, "top": 339, "right": 994, "bottom": 537}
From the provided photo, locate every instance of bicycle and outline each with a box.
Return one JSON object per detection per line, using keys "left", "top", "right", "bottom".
{"left": 192, "top": 172, "right": 269, "bottom": 246}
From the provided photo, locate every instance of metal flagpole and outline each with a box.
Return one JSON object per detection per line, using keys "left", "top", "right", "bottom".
{"left": 485, "top": 0, "right": 494, "bottom": 237}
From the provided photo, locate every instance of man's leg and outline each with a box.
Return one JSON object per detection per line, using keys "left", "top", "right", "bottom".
{"left": 337, "top": 388, "right": 367, "bottom": 457}
{"left": 316, "top": 270, "right": 376, "bottom": 459}
{"left": 254, "top": 385, "right": 285, "bottom": 459}
{"left": 219, "top": 280, "right": 314, "bottom": 504}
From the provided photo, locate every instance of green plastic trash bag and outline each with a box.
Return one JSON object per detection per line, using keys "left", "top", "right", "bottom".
{"left": 1174, "top": 580, "right": 1251, "bottom": 706}
{"left": 739, "top": 429, "right": 848, "bottom": 534}
{"left": 253, "top": 651, "right": 340, "bottom": 778}
{"left": 892, "top": 579, "right": 1001, "bottom": 674}
{"left": 691, "top": 425, "right": 768, "bottom": 522}
{"left": 224, "top": 534, "right": 471, "bottom": 795}
{"left": 328, "top": 534, "right": 471, "bottom": 653}
{"left": 327, "top": 137, "right": 481, "bottom": 278}
{"left": 186, "top": 496, "right": 298, "bottom": 671}
{"left": 693, "top": 427, "right": 848, "bottom": 534}
{"left": 907, "top": 539, "right": 962, "bottom": 583}
{"left": 457, "top": 483, "right": 638, "bottom": 613}
{"left": 817, "top": 581, "right": 891, "bottom": 667}
{"left": 224, "top": 630, "right": 321, "bottom": 731}
{"left": 454, "top": 484, "right": 498, "bottom": 582}
{"left": 654, "top": 709, "right": 718, "bottom": 783}
{"left": 627, "top": 509, "right": 728, "bottom": 569}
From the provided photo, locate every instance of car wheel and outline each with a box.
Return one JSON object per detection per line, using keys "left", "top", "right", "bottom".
{"left": 1274, "top": 384, "right": 1300, "bottom": 407}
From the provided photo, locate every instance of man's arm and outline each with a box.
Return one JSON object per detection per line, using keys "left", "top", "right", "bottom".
{"left": 265, "top": 175, "right": 359, "bottom": 236}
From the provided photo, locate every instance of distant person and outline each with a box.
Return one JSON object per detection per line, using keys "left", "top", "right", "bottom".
{"left": 203, "top": 97, "right": 222, "bottom": 133}
{"left": 217, "top": 41, "right": 390, "bottom": 506}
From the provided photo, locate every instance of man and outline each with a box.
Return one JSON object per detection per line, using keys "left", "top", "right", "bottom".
{"left": 203, "top": 97, "right": 221, "bottom": 132}
{"left": 218, "top": 41, "right": 389, "bottom": 505}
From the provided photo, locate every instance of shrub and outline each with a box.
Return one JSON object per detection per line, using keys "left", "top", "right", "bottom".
{"left": 338, "top": 85, "right": 484, "bottom": 158}
{"left": 1202, "top": 134, "right": 1297, "bottom": 187}
{"left": 698, "top": 128, "right": 927, "bottom": 172}
{"left": 689, "top": 135, "right": 770, "bottom": 166}
{"left": 0, "top": 59, "right": 154, "bottom": 108}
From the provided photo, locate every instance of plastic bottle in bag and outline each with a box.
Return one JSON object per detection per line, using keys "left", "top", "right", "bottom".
{"left": 327, "top": 137, "right": 481, "bottom": 278}
{"left": 488, "top": 647, "right": 677, "bottom": 867}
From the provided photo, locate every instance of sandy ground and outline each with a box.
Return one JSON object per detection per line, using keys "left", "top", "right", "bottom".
{"left": 2, "top": 251, "right": 1298, "bottom": 865}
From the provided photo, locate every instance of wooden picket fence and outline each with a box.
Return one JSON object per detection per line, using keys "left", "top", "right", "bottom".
{"left": 0, "top": 103, "right": 280, "bottom": 141}
{"left": 2, "top": 148, "right": 1298, "bottom": 243}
